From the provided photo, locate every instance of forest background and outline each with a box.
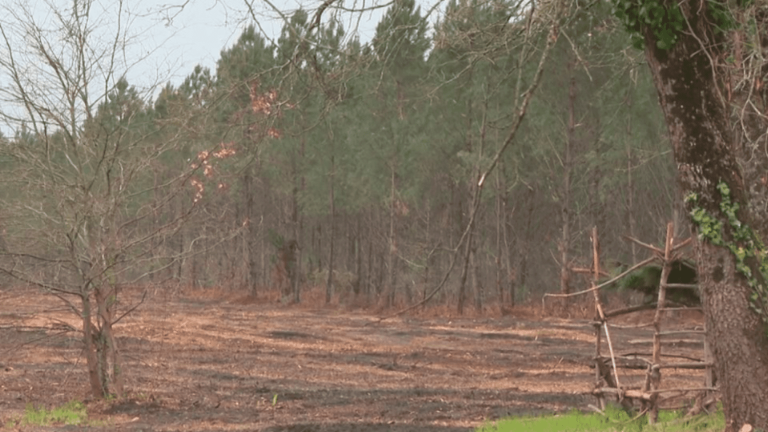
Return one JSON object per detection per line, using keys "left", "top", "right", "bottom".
{"left": 0, "top": 0, "right": 734, "bottom": 326}
{"left": 6, "top": 0, "right": 768, "bottom": 428}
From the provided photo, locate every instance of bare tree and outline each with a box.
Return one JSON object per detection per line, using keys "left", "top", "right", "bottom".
{"left": 0, "top": 0, "right": 204, "bottom": 398}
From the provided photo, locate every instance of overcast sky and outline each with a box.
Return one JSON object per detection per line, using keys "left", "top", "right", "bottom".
{"left": 0, "top": 0, "right": 434, "bottom": 134}
{"left": 133, "top": 0, "right": 397, "bottom": 92}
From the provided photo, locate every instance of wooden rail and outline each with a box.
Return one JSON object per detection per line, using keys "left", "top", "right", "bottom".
{"left": 584, "top": 223, "right": 715, "bottom": 423}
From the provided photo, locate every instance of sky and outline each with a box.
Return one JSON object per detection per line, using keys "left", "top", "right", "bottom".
{"left": 0, "top": 0, "right": 437, "bottom": 134}
{"left": 131, "top": 0, "right": 401, "bottom": 93}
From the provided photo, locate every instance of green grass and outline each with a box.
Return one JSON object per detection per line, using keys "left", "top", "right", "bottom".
{"left": 22, "top": 400, "right": 88, "bottom": 426}
{"left": 478, "top": 405, "right": 724, "bottom": 432}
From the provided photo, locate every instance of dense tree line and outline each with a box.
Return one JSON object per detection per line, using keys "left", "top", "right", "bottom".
{"left": 0, "top": 0, "right": 679, "bottom": 310}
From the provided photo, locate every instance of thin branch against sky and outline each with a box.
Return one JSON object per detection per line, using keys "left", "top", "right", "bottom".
{"left": 134, "top": 1, "right": 442, "bottom": 90}
{"left": 0, "top": 0, "right": 444, "bottom": 131}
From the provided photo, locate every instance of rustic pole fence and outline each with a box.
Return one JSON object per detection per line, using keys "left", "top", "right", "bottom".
{"left": 544, "top": 222, "right": 716, "bottom": 418}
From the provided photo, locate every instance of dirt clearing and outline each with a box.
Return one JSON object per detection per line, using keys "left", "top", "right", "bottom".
{"left": 0, "top": 287, "right": 706, "bottom": 431}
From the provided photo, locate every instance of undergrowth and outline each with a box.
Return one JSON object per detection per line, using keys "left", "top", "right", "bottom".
{"left": 21, "top": 400, "right": 88, "bottom": 426}
{"left": 478, "top": 405, "right": 724, "bottom": 432}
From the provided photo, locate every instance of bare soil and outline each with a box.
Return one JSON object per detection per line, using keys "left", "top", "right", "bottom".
{"left": 0, "top": 287, "right": 707, "bottom": 431}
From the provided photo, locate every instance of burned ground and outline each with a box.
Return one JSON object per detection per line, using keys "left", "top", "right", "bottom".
{"left": 0, "top": 287, "right": 706, "bottom": 431}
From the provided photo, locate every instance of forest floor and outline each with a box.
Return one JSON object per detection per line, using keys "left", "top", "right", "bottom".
{"left": 0, "top": 286, "right": 707, "bottom": 431}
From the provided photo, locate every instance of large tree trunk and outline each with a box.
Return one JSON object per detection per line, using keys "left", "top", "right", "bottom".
{"left": 642, "top": 3, "right": 768, "bottom": 429}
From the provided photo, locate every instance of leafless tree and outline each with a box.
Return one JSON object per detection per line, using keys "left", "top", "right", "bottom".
{"left": 0, "top": 0, "right": 207, "bottom": 398}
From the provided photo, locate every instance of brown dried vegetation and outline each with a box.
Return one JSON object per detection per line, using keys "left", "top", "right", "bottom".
{"left": 0, "top": 286, "right": 705, "bottom": 431}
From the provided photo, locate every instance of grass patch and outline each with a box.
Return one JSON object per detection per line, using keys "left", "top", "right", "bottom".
{"left": 478, "top": 405, "right": 724, "bottom": 432}
{"left": 22, "top": 400, "right": 88, "bottom": 426}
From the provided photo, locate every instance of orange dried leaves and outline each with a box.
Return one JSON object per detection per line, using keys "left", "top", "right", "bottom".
{"left": 189, "top": 142, "right": 237, "bottom": 203}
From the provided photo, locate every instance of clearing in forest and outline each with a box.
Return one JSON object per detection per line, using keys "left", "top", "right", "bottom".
{"left": 0, "top": 287, "right": 705, "bottom": 431}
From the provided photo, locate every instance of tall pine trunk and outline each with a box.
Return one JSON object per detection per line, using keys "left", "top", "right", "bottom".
{"left": 243, "top": 170, "right": 259, "bottom": 297}
{"left": 386, "top": 164, "right": 398, "bottom": 308}
{"left": 291, "top": 138, "right": 304, "bottom": 303}
{"left": 326, "top": 153, "right": 336, "bottom": 304}
{"left": 625, "top": 95, "right": 638, "bottom": 265}
{"left": 515, "top": 185, "right": 535, "bottom": 302}
{"left": 495, "top": 168, "right": 505, "bottom": 306}
{"left": 457, "top": 176, "right": 480, "bottom": 314}
{"left": 559, "top": 74, "right": 576, "bottom": 295}
{"left": 471, "top": 246, "right": 483, "bottom": 311}
{"left": 353, "top": 215, "right": 362, "bottom": 296}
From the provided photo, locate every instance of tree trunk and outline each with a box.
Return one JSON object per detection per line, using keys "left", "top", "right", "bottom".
{"left": 458, "top": 179, "right": 480, "bottom": 314}
{"left": 190, "top": 247, "right": 199, "bottom": 288}
{"left": 243, "top": 171, "right": 259, "bottom": 297}
{"left": 560, "top": 74, "right": 575, "bottom": 295}
{"left": 326, "top": 153, "right": 336, "bottom": 304}
{"left": 316, "top": 224, "right": 323, "bottom": 274}
{"left": 291, "top": 138, "right": 303, "bottom": 303}
{"left": 457, "top": 236, "right": 472, "bottom": 315}
{"left": 81, "top": 291, "right": 103, "bottom": 397}
{"left": 377, "top": 251, "right": 386, "bottom": 299}
{"left": 387, "top": 164, "right": 397, "bottom": 308}
{"left": 353, "top": 215, "right": 362, "bottom": 296}
{"left": 366, "top": 226, "right": 374, "bottom": 298}
{"left": 642, "top": 4, "right": 768, "bottom": 429}
{"left": 174, "top": 199, "right": 184, "bottom": 283}
{"left": 471, "top": 245, "right": 483, "bottom": 311}
{"left": 95, "top": 284, "right": 122, "bottom": 396}
{"left": 625, "top": 95, "right": 638, "bottom": 265}
{"left": 495, "top": 168, "right": 505, "bottom": 306}
{"left": 292, "top": 229, "right": 302, "bottom": 303}
{"left": 515, "top": 184, "right": 535, "bottom": 302}
{"left": 423, "top": 206, "right": 432, "bottom": 308}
